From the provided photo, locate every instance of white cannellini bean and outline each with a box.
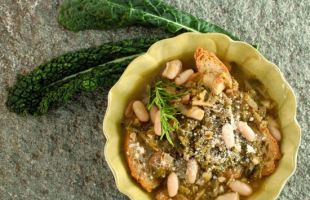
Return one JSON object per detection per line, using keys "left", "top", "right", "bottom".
{"left": 150, "top": 106, "right": 158, "bottom": 123}
{"left": 175, "top": 69, "right": 194, "bottom": 85}
{"left": 132, "top": 101, "right": 149, "bottom": 122}
{"left": 229, "top": 180, "right": 253, "bottom": 196}
{"left": 268, "top": 125, "right": 282, "bottom": 141}
{"left": 216, "top": 192, "right": 239, "bottom": 200}
{"left": 181, "top": 106, "right": 204, "bottom": 121}
{"left": 162, "top": 59, "right": 182, "bottom": 79}
{"left": 222, "top": 123, "right": 235, "bottom": 149}
{"left": 186, "top": 159, "right": 199, "bottom": 184}
{"left": 236, "top": 121, "right": 256, "bottom": 142}
{"left": 268, "top": 117, "right": 282, "bottom": 141}
{"left": 154, "top": 111, "right": 161, "bottom": 136}
{"left": 167, "top": 172, "right": 179, "bottom": 197}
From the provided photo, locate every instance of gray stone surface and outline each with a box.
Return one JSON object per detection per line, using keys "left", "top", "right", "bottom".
{"left": 0, "top": 0, "right": 309, "bottom": 199}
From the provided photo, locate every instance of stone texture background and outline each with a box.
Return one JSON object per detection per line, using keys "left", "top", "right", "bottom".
{"left": 0, "top": 0, "right": 309, "bottom": 199}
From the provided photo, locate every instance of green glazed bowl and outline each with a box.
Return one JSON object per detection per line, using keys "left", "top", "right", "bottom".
{"left": 103, "top": 32, "right": 301, "bottom": 200}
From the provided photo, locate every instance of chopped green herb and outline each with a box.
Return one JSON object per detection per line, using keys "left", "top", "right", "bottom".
{"left": 147, "top": 80, "right": 185, "bottom": 145}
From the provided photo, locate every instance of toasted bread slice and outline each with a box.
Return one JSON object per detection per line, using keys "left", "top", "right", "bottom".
{"left": 261, "top": 127, "right": 281, "bottom": 176}
{"left": 194, "top": 48, "right": 232, "bottom": 95}
{"left": 124, "top": 130, "right": 160, "bottom": 192}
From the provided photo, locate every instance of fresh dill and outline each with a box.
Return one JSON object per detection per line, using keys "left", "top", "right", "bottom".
{"left": 147, "top": 80, "right": 185, "bottom": 145}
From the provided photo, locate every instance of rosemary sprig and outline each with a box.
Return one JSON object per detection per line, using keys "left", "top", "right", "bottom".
{"left": 147, "top": 80, "right": 185, "bottom": 145}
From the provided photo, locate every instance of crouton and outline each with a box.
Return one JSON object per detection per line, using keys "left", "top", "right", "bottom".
{"left": 124, "top": 130, "right": 160, "bottom": 192}
{"left": 261, "top": 127, "right": 281, "bottom": 176}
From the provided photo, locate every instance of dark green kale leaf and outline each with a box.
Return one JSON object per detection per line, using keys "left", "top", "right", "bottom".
{"left": 36, "top": 55, "right": 136, "bottom": 114}
{"left": 6, "top": 38, "right": 159, "bottom": 115}
{"left": 58, "top": 0, "right": 239, "bottom": 41}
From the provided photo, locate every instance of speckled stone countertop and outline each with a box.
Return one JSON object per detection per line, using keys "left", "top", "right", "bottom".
{"left": 0, "top": 0, "right": 309, "bottom": 199}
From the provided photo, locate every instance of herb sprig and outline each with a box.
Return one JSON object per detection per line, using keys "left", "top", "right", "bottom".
{"left": 147, "top": 80, "right": 185, "bottom": 145}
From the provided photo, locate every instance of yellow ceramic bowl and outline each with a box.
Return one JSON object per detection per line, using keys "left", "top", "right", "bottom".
{"left": 102, "top": 33, "right": 301, "bottom": 200}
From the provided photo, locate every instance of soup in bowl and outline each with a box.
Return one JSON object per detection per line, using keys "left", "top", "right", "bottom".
{"left": 103, "top": 33, "right": 300, "bottom": 200}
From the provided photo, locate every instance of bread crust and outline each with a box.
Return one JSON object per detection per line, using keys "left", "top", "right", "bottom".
{"left": 124, "top": 130, "right": 160, "bottom": 192}
{"left": 261, "top": 127, "right": 281, "bottom": 176}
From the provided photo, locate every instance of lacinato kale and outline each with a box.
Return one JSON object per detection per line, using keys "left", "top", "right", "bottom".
{"left": 6, "top": 38, "right": 159, "bottom": 115}
{"left": 58, "top": 0, "right": 239, "bottom": 41}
